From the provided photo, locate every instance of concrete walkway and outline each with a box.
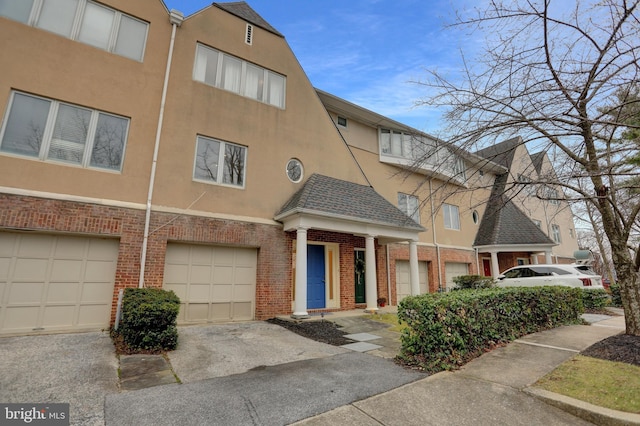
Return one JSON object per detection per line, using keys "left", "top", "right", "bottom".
{"left": 294, "top": 313, "right": 640, "bottom": 426}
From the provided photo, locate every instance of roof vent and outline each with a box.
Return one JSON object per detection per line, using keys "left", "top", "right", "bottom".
{"left": 245, "top": 24, "right": 253, "bottom": 45}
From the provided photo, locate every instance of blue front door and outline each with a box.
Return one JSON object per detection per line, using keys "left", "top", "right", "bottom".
{"left": 307, "top": 245, "right": 326, "bottom": 309}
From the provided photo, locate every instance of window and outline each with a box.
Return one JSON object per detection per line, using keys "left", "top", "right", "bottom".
{"left": 194, "top": 135, "right": 246, "bottom": 188}
{"left": 569, "top": 228, "right": 575, "bottom": 239}
{"left": 472, "top": 210, "right": 479, "bottom": 224}
{"left": 337, "top": 116, "right": 347, "bottom": 127}
{"left": 544, "top": 186, "right": 560, "bottom": 205}
{"left": 551, "top": 224, "right": 561, "bottom": 243}
{"left": 0, "top": 0, "right": 148, "bottom": 61}
{"left": 443, "top": 204, "right": 460, "bottom": 230}
{"left": 0, "top": 92, "right": 128, "bottom": 171}
{"left": 194, "top": 43, "right": 286, "bottom": 108}
{"left": 398, "top": 193, "right": 420, "bottom": 224}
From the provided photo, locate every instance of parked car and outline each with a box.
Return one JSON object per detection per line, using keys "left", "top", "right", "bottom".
{"left": 496, "top": 264, "right": 604, "bottom": 289}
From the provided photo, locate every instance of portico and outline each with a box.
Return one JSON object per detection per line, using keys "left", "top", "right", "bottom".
{"left": 275, "top": 174, "right": 424, "bottom": 318}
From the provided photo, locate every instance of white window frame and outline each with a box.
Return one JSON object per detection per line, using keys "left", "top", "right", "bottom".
{"left": 0, "top": 0, "right": 148, "bottom": 61}
{"left": 443, "top": 203, "right": 460, "bottom": 230}
{"left": 551, "top": 224, "right": 562, "bottom": 243}
{"left": 193, "top": 135, "right": 247, "bottom": 189}
{"left": 193, "top": 43, "right": 286, "bottom": 109}
{"left": 0, "top": 91, "right": 129, "bottom": 172}
{"left": 398, "top": 193, "right": 420, "bottom": 224}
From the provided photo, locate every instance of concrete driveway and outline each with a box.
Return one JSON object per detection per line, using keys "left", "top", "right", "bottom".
{"left": 0, "top": 331, "right": 119, "bottom": 426}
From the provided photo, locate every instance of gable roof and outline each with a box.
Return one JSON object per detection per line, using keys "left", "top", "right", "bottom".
{"left": 474, "top": 174, "right": 555, "bottom": 247}
{"left": 474, "top": 136, "right": 522, "bottom": 169}
{"left": 214, "top": 2, "right": 283, "bottom": 37}
{"left": 275, "top": 174, "right": 424, "bottom": 231}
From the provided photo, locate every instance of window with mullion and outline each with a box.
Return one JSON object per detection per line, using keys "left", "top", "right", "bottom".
{"left": 0, "top": 0, "right": 148, "bottom": 61}
{"left": 194, "top": 43, "right": 286, "bottom": 108}
{"left": 398, "top": 193, "right": 420, "bottom": 224}
{"left": 0, "top": 92, "right": 128, "bottom": 171}
{"left": 193, "top": 136, "right": 246, "bottom": 188}
{"left": 443, "top": 203, "right": 460, "bottom": 230}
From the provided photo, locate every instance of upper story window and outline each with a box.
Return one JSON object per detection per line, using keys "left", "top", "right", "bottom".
{"left": 379, "top": 128, "right": 466, "bottom": 182}
{"left": 0, "top": 91, "right": 129, "bottom": 171}
{"left": 551, "top": 224, "right": 562, "bottom": 243}
{"left": 193, "top": 135, "right": 246, "bottom": 188}
{"left": 0, "top": 0, "right": 148, "bottom": 61}
{"left": 443, "top": 203, "right": 460, "bottom": 230}
{"left": 194, "top": 43, "right": 286, "bottom": 109}
{"left": 337, "top": 116, "right": 347, "bottom": 127}
{"left": 398, "top": 193, "right": 420, "bottom": 224}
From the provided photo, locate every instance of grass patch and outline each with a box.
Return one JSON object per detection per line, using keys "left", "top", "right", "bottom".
{"left": 535, "top": 355, "right": 640, "bottom": 414}
{"left": 364, "top": 313, "right": 406, "bottom": 333}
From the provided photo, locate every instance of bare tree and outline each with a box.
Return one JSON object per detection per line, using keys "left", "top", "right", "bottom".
{"left": 416, "top": 0, "right": 640, "bottom": 334}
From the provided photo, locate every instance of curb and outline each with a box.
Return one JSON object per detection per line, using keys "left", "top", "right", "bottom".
{"left": 524, "top": 387, "right": 640, "bottom": 426}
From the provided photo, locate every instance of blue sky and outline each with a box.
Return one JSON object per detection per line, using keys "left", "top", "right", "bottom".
{"left": 163, "top": 0, "right": 477, "bottom": 134}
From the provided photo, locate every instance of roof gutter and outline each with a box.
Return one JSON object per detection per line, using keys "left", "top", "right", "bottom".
{"left": 139, "top": 9, "right": 183, "bottom": 288}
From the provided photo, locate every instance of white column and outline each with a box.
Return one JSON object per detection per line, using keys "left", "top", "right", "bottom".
{"left": 531, "top": 254, "right": 539, "bottom": 264}
{"left": 292, "top": 228, "right": 309, "bottom": 318}
{"left": 409, "top": 241, "right": 420, "bottom": 296}
{"left": 365, "top": 235, "right": 378, "bottom": 312}
{"left": 545, "top": 250, "right": 552, "bottom": 264}
{"left": 491, "top": 252, "right": 500, "bottom": 278}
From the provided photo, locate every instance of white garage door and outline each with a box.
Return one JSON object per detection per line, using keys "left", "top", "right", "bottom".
{"left": 396, "top": 260, "right": 428, "bottom": 303}
{"left": 0, "top": 232, "right": 119, "bottom": 335}
{"left": 163, "top": 244, "right": 257, "bottom": 323}
{"left": 445, "top": 262, "right": 469, "bottom": 291}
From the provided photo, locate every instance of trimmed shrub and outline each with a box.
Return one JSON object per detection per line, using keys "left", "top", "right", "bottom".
{"left": 397, "top": 287, "right": 583, "bottom": 373}
{"left": 452, "top": 275, "right": 495, "bottom": 290}
{"left": 116, "top": 288, "right": 180, "bottom": 352}
{"left": 581, "top": 288, "right": 610, "bottom": 310}
{"left": 609, "top": 283, "right": 622, "bottom": 307}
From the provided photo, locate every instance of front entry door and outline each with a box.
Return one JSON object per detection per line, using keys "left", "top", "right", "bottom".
{"left": 354, "top": 250, "right": 365, "bottom": 304}
{"left": 307, "top": 245, "right": 326, "bottom": 309}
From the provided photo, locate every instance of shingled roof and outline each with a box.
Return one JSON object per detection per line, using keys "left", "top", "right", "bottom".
{"left": 475, "top": 136, "right": 522, "bottom": 169}
{"left": 275, "top": 174, "right": 424, "bottom": 231}
{"left": 214, "top": 2, "right": 283, "bottom": 37}
{"left": 474, "top": 174, "right": 555, "bottom": 246}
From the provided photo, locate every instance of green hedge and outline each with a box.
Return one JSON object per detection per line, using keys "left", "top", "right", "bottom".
{"left": 452, "top": 275, "right": 495, "bottom": 290}
{"left": 609, "top": 283, "right": 622, "bottom": 307}
{"left": 397, "top": 287, "right": 583, "bottom": 373}
{"left": 581, "top": 288, "right": 610, "bottom": 310}
{"left": 116, "top": 288, "right": 180, "bottom": 352}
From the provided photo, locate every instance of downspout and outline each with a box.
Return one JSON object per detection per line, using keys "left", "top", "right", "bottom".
{"left": 429, "top": 179, "right": 443, "bottom": 291}
{"left": 138, "top": 10, "right": 184, "bottom": 288}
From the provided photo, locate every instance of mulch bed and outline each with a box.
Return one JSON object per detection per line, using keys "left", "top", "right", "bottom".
{"left": 266, "top": 318, "right": 355, "bottom": 346}
{"left": 581, "top": 334, "right": 640, "bottom": 367}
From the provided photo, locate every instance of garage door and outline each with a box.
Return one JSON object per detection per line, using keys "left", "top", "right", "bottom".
{"left": 445, "top": 262, "right": 469, "bottom": 291}
{"left": 163, "top": 244, "right": 257, "bottom": 323}
{"left": 0, "top": 232, "right": 119, "bottom": 335}
{"left": 396, "top": 260, "right": 428, "bottom": 302}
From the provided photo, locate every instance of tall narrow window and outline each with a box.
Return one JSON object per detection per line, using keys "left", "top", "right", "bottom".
{"left": 398, "top": 193, "right": 420, "bottom": 224}
{"left": 0, "top": 0, "right": 34, "bottom": 23}
{"left": 443, "top": 204, "right": 460, "bottom": 230}
{"left": 551, "top": 224, "right": 561, "bottom": 243}
{"left": 36, "top": 0, "right": 78, "bottom": 38}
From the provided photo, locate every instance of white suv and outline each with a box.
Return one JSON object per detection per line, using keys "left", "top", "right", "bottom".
{"left": 497, "top": 264, "right": 604, "bottom": 289}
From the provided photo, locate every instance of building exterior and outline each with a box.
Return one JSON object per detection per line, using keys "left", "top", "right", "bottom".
{"left": 0, "top": 1, "right": 576, "bottom": 336}
{"left": 474, "top": 137, "right": 580, "bottom": 275}
{"left": 0, "top": 1, "right": 429, "bottom": 335}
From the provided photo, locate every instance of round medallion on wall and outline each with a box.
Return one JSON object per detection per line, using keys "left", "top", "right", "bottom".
{"left": 286, "top": 158, "right": 304, "bottom": 183}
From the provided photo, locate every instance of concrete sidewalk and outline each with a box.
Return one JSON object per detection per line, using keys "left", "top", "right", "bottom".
{"left": 294, "top": 314, "right": 640, "bottom": 426}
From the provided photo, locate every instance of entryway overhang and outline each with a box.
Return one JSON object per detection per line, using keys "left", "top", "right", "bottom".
{"left": 275, "top": 174, "right": 425, "bottom": 317}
